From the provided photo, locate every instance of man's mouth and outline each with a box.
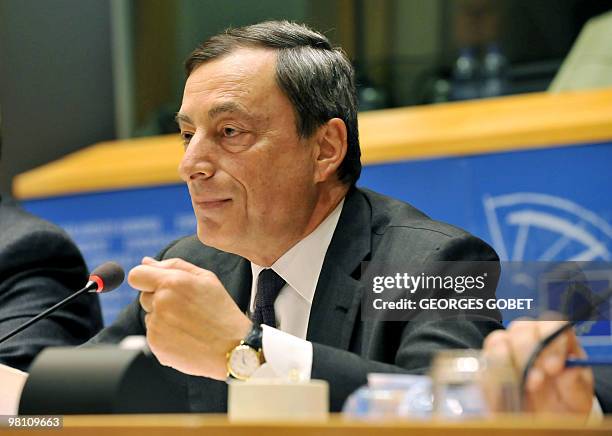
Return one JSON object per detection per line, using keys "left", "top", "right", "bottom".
{"left": 193, "top": 198, "right": 232, "bottom": 209}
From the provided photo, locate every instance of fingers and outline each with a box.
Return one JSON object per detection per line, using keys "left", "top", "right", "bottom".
{"left": 556, "top": 365, "right": 594, "bottom": 414}
{"left": 140, "top": 291, "right": 153, "bottom": 313}
{"left": 128, "top": 264, "right": 173, "bottom": 292}
{"left": 486, "top": 320, "right": 539, "bottom": 392}
{"left": 505, "top": 319, "right": 540, "bottom": 369}
{"left": 129, "top": 259, "right": 207, "bottom": 292}
{"left": 489, "top": 315, "right": 595, "bottom": 414}
{"left": 482, "top": 329, "right": 512, "bottom": 364}
{"left": 139, "top": 288, "right": 170, "bottom": 314}
{"left": 492, "top": 319, "right": 552, "bottom": 392}
{"left": 142, "top": 256, "right": 157, "bottom": 265}
{"left": 131, "top": 257, "right": 219, "bottom": 313}
{"left": 142, "top": 256, "right": 205, "bottom": 275}
{"left": 535, "top": 321, "right": 569, "bottom": 375}
{"left": 503, "top": 319, "right": 581, "bottom": 394}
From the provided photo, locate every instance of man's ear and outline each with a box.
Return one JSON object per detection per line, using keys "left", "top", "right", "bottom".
{"left": 313, "top": 118, "right": 347, "bottom": 183}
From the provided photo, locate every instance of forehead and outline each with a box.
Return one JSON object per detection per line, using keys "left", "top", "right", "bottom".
{"left": 180, "top": 48, "right": 281, "bottom": 117}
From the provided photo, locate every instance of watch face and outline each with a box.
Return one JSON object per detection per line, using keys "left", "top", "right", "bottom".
{"left": 228, "top": 344, "right": 261, "bottom": 380}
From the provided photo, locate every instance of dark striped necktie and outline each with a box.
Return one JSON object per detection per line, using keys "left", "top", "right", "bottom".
{"left": 251, "top": 268, "right": 286, "bottom": 327}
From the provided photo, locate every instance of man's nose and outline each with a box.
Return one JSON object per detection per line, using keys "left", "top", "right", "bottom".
{"left": 178, "top": 133, "right": 216, "bottom": 182}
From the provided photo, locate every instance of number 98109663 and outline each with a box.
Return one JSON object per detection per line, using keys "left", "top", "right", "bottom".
{"left": 3, "top": 416, "right": 63, "bottom": 429}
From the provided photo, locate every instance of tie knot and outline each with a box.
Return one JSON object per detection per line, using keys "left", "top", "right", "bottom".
{"left": 252, "top": 269, "right": 286, "bottom": 327}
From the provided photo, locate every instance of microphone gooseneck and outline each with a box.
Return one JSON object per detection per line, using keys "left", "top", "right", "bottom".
{"left": 0, "top": 261, "right": 125, "bottom": 345}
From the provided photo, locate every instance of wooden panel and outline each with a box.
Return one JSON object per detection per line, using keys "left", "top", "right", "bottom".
{"left": 13, "top": 88, "right": 612, "bottom": 199}
{"left": 2, "top": 414, "right": 612, "bottom": 436}
{"left": 359, "top": 87, "right": 612, "bottom": 162}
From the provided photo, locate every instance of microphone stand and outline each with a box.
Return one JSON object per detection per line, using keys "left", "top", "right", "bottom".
{"left": 0, "top": 282, "right": 96, "bottom": 345}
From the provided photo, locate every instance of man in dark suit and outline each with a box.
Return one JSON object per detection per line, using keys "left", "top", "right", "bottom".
{"left": 0, "top": 199, "right": 104, "bottom": 371}
{"left": 89, "top": 20, "right": 503, "bottom": 412}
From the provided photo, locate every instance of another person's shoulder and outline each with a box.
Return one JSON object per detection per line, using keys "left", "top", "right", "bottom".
{"left": 0, "top": 200, "right": 88, "bottom": 291}
{"left": 359, "top": 188, "right": 498, "bottom": 262}
{"left": 0, "top": 199, "right": 77, "bottom": 252}
{"left": 1, "top": 199, "right": 60, "bottom": 233}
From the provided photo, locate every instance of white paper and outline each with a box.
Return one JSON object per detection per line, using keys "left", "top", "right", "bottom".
{"left": 0, "top": 363, "right": 28, "bottom": 415}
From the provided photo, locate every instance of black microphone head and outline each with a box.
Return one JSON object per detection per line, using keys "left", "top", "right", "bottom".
{"left": 89, "top": 261, "right": 125, "bottom": 293}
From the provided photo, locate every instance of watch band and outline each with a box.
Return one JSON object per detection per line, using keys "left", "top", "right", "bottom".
{"left": 242, "top": 323, "right": 263, "bottom": 351}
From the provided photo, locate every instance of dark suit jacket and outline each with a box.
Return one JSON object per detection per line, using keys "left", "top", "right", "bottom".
{"left": 0, "top": 198, "right": 103, "bottom": 371}
{"left": 594, "top": 367, "right": 612, "bottom": 413}
{"left": 90, "top": 187, "right": 503, "bottom": 411}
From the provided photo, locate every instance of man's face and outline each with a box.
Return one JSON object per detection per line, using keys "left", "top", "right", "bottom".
{"left": 177, "top": 48, "right": 319, "bottom": 263}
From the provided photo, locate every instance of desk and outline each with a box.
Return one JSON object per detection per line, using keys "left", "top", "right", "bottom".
{"left": 2, "top": 415, "right": 612, "bottom": 436}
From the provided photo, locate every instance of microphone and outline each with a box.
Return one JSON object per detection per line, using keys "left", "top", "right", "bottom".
{"left": 0, "top": 261, "right": 125, "bottom": 345}
{"left": 87, "top": 261, "right": 125, "bottom": 293}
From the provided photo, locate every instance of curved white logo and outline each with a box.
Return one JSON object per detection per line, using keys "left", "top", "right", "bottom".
{"left": 484, "top": 192, "right": 612, "bottom": 262}
{"left": 484, "top": 193, "right": 612, "bottom": 343}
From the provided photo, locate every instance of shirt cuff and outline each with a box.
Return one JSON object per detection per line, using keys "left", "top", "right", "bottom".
{"left": 250, "top": 325, "right": 313, "bottom": 381}
{"left": 587, "top": 396, "right": 603, "bottom": 424}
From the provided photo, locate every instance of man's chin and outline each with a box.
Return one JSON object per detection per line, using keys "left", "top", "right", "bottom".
{"left": 196, "top": 225, "right": 233, "bottom": 251}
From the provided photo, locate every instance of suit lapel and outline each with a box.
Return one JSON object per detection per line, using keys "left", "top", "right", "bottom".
{"left": 173, "top": 237, "right": 252, "bottom": 312}
{"left": 213, "top": 252, "right": 252, "bottom": 313}
{"left": 307, "top": 188, "right": 371, "bottom": 350}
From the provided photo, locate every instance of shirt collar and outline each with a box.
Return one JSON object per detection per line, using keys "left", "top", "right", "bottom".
{"left": 250, "top": 198, "right": 345, "bottom": 307}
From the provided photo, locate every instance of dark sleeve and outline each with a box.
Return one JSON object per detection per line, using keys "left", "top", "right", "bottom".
{"left": 84, "top": 298, "right": 145, "bottom": 345}
{"left": 0, "top": 229, "right": 103, "bottom": 371}
{"left": 594, "top": 367, "right": 612, "bottom": 414}
{"left": 311, "top": 234, "right": 503, "bottom": 411}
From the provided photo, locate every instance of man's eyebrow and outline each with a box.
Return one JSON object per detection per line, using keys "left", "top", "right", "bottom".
{"left": 174, "top": 113, "right": 193, "bottom": 125}
{"left": 208, "top": 102, "right": 253, "bottom": 120}
{"left": 174, "top": 103, "right": 255, "bottom": 126}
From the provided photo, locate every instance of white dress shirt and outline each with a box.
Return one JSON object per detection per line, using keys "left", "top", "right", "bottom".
{"left": 249, "top": 199, "right": 344, "bottom": 380}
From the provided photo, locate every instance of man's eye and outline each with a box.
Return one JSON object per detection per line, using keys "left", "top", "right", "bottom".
{"left": 181, "top": 132, "right": 194, "bottom": 144}
{"left": 222, "top": 127, "right": 240, "bottom": 137}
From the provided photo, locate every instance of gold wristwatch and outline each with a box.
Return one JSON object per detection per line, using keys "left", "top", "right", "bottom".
{"left": 226, "top": 324, "right": 265, "bottom": 380}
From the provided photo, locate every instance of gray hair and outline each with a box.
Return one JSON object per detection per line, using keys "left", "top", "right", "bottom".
{"left": 185, "top": 20, "right": 361, "bottom": 186}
